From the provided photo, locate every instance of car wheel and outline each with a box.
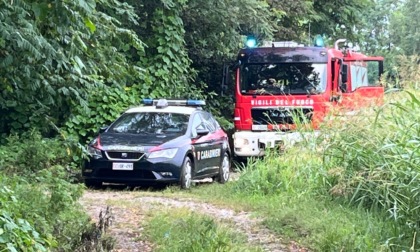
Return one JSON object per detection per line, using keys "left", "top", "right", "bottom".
{"left": 84, "top": 179, "right": 102, "bottom": 189}
{"left": 215, "top": 152, "right": 230, "bottom": 184}
{"left": 180, "top": 156, "right": 192, "bottom": 189}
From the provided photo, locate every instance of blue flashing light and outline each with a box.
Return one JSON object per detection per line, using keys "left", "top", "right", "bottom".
{"left": 142, "top": 98, "right": 153, "bottom": 105}
{"left": 314, "top": 35, "right": 324, "bottom": 47}
{"left": 245, "top": 36, "right": 257, "bottom": 48}
{"left": 186, "top": 100, "right": 206, "bottom": 106}
{"left": 142, "top": 98, "right": 205, "bottom": 107}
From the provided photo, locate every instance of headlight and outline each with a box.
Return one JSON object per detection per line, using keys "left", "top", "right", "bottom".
{"left": 235, "top": 138, "right": 249, "bottom": 146}
{"left": 148, "top": 148, "right": 178, "bottom": 159}
{"left": 88, "top": 146, "right": 102, "bottom": 159}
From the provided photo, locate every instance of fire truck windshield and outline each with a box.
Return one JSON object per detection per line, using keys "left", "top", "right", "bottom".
{"left": 240, "top": 63, "right": 327, "bottom": 95}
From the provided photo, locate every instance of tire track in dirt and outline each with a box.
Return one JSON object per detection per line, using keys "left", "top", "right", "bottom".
{"left": 80, "top": 190, "right": 307, "bottom": 252}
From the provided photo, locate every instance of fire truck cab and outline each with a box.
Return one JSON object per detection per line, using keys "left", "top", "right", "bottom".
{"left": 229, "top": 37, "right": 384, "bottom": 157}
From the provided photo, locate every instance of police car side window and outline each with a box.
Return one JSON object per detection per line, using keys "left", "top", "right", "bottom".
{"left": 200, "top": 112, "right": 216, "bottom": 132}
{"left": 208, "top": 114, "right": 221, "bottom": 130}
{"left": 191, "top": 114, "right": 204, "bottom": 137}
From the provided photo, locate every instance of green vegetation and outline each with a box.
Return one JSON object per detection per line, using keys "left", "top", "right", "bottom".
{"left": 0, "top": 132, "right": 113, "bottom": 251}
{"left": 1, "top": 0, "right": 420, "bottom": 251}
{"left": 143, "top": 208, "right": 262, "bottom": 252}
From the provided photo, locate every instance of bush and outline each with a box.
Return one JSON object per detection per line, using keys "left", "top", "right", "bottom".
{"left": 0, "top": 131, "right": 113, "bottom": 251}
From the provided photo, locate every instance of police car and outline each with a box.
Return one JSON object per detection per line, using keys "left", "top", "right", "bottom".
{"left": 82, "top": 99, "right": 231, "bottom": 189}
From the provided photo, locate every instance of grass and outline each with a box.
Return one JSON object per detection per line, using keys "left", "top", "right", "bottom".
{"left": 162, "top": 182, "right": 392, "bottom": 251}
{"left": 142, "top": 207, "right": 263, "bottom": 252}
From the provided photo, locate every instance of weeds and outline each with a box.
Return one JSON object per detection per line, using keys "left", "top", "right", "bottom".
{"left": 220, "top": 90, "right": 420, "bottom": 250}
{"left": 143, "top": 208, "right": 262, "bottom": 252}
{"left": 0, "top": 131, "right": 113, "bottom": 251}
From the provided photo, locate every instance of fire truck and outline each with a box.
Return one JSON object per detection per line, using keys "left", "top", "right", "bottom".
{"left": 226, "top": 37, "right": 384, "bottom": 158}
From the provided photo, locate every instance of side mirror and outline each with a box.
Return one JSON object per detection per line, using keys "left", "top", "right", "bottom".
{"left": 221, "top": 61, "right": 241, "bottom": 96}
{"left": 196, "top": 128, "right": 210, "bottom": 137}
{"left": 221, "top": 64, "right": 229, "bottom": 96}
{"left": 99, "top": 126, "right": 108, "bottom": 133}
{"left": 341, "top": 64, "right": 348, "bottom": 84}
{"left": 340, "top": 83, "right": 347, "bottom": 93}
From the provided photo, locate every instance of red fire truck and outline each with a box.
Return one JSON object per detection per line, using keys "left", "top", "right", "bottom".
{"left": 227, "top": 37, "right": 384, "bottom": 158}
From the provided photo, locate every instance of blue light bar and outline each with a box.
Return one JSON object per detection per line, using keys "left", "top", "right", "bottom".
{"left": 142, "top": 98, "right": 153, "bottom": 105}
{"left": 186, "top": 100, "right": 206, "bottom": 106}
{"left": 142, "top": 98, "right": 205, "bottom": 107}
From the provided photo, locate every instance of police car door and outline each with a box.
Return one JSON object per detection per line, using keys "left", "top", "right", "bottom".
{"left": 200, "top": 111, "right": 224, "bottom": 175}
{"left": 190, "top": 112, "right": 216, "bottom": 177}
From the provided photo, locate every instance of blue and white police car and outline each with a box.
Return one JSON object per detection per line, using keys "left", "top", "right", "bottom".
{"left": 82, "top": 99, "right": 231, "bottom": 189}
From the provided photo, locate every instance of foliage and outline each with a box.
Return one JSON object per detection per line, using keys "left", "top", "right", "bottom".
{"left": 266, "top": 0, "right": 374, "bottom": 44}
{"left": 0, "top": 0, "right": 144, "bottom": 138}
{"left": 232, "top": 146, "right": 323, "bottom": 196}
{"left": 311, "top": 0, "right": 373, "bottom": 43}
{"left": 0, "top": 185, "right": 52, "bottom": 251}
{"left": 64, "top": 86, "right": 140, "bottom": 144}
{"left": 391, "top": 54, "right": 420, "bottom": 89}
{"left": 0, "top": 130, "right": 71, "bottom": 175}
{"left": 322, "top": 90, "right": 420, "bottom": 250}
{"left": 389, "top": 0, "right": 420, "bottom": 56}
{"left": 266, "top": 0, "right": 313, "bottom": 42}
{"left": 0, "top": 131, "right": 113, "bottom": 251}
{"left": 143, "top": 207, "right": 262, "bottom": 252}
{"left": 138, "top": 1, "right": 197, "bottom": 98}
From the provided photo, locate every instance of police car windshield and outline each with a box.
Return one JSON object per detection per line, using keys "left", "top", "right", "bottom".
{"left": 240, "top": 63, "right": 327, "bottom": 95}
{"left": 109, "top": 112, "right": 189, "bottom": 135}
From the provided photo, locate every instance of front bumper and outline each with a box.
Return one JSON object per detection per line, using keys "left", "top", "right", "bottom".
{"left": 233, "top": 130, "right": 319, "bottom": 157}
{"left": 82, "top": 157, "right": 183, "bottom": 185}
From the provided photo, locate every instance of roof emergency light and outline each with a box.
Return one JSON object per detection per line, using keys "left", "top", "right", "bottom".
{"left": 142, "top": 98, "right": 206, "bottom": 107}
{"left": 186, "top": 100, "right": 206, "bottom": 106}
{"left": 314, "top": 35, "right": 324, "bottom": 47}
{"left": 142, "top": 98, "right": 153, "bottom": 105}
{"left": 245, "top": 36, "right": 257, "bottom": 48}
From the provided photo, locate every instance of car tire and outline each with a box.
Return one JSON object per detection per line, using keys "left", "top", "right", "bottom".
{"left": 180, "top": 156, "right": 193, "bottom": 189}
{"left": 215, "top": 152, "right": 230, "bottom": 184}
{"left": 84, "top": 179, "right": 102, "bottom": 189}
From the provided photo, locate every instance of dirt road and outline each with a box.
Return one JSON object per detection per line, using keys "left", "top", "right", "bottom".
{"left": 80, "top": 187, "right": 306, "bottom": 252}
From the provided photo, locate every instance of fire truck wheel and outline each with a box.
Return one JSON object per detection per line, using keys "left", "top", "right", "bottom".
{"left": 180, "top": 156, "right": 192, "bottom": 189}
{"left": 215, "top": 152, "right": 230, "bottom": 184}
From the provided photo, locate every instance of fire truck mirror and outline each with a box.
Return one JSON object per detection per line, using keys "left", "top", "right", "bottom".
{"left": 221, "top": 64, "right": 231, "bottom": 96}
{"left": 341, "top": 64, "right": 348, "bottom": 84}
{"left": 340, "top": 83, "right": 348, "bottom": 93}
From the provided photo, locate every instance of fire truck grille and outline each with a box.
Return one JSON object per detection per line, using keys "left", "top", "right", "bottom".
{"left": 251, "top": 107, "right": 313, "bottom": 126}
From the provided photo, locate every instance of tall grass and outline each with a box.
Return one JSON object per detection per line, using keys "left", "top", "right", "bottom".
{"left": 322, "top": 90, "right": 420, "bottom": 250}
{"left": 229, "top": 90, "right": 420, "bottom": 250}
{"left": 143, "top": 208, "right": 262, "bottom": 252}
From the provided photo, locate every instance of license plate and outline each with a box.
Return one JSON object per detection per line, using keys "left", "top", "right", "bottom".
{"left": 112, "top": 163, "right": 133, "bottom": 170}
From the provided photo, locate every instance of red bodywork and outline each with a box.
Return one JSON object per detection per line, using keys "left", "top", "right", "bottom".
{"left": 232, "top": 41, "right": 384, "bottom": 157}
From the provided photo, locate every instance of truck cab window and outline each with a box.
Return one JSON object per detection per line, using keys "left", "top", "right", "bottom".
{"left": 240, "top": 63, "right": 327, "bottom": 95}
{"left": 349, "top": 61, "right": 381, "bottom": 91}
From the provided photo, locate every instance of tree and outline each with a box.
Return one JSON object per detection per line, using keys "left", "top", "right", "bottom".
{"left": 0, "top": 0, "right": 144, "bottom": 138}
{"left": 389, "top": 0, "right": 420, "bottom": 55}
